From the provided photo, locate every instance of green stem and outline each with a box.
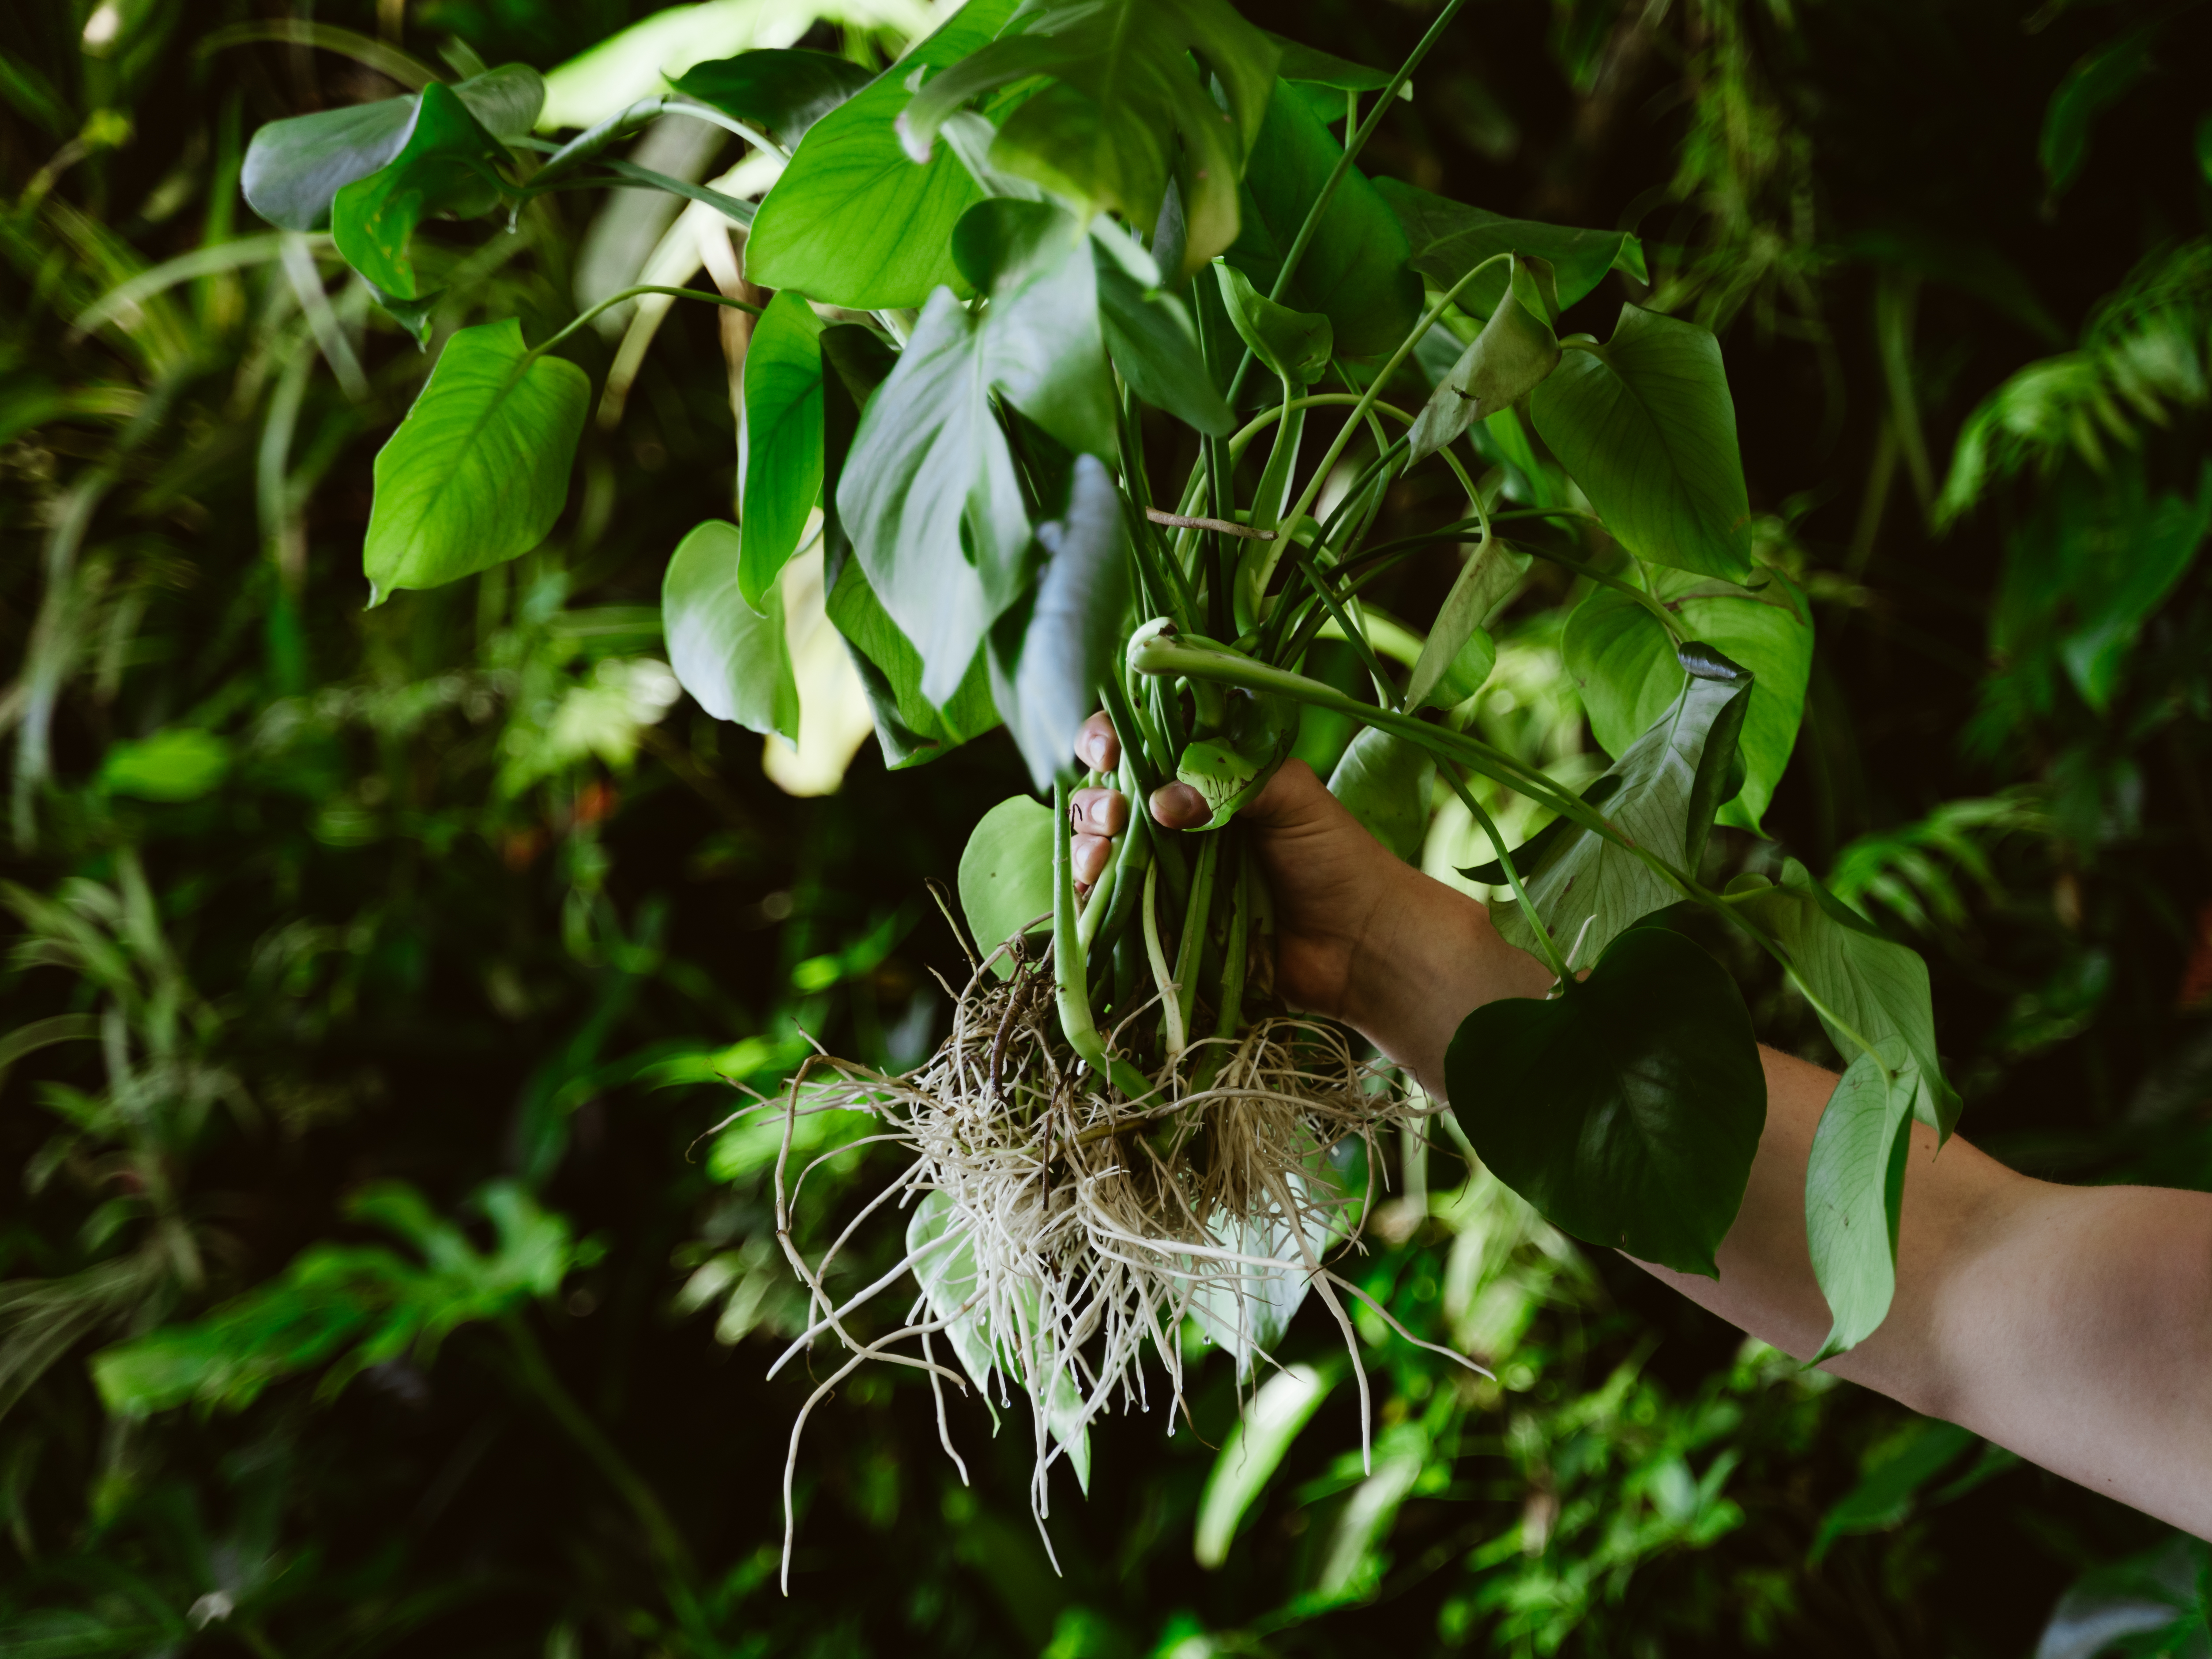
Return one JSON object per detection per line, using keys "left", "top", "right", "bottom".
{"left": 1225, "top": 393, "right": 1418, "bottom": 462}
{"left": 1053, "top": 781, "right": 1154, "bottom": 1100}
{"left": 1438, "top": 762, "right": 1568, "bottom": 984}
{"left": 525, "top": 284, "right": 764, "bottom": 366}
{"left": 1170, "top": 832, "right": 1221, "bottom": 1050}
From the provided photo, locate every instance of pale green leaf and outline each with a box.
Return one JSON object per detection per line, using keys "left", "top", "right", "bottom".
{"left": 1805, "top": 1042, "right": 1917, "bottom": 1363}
{"left": 738, "top": 290, "right": 826, "bottom": 612}
{"left": 662, "top": 519, "right": 800, "bottom": 740}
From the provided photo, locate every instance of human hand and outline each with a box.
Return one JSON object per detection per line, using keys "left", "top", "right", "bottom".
{"left": 1068, "top": 712, "right": 1552, "bottom": 1086}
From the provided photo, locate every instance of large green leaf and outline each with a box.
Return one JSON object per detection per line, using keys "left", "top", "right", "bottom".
{"left": 242, "top": 65, "right": 543, "bottom": 233}
{"left": 1564, "top": 568, "right": 1811, "bottom": 834}
{"left": 896, "top": 0, "right": 1278, "bottom": 278}
{"left": 959, "top": 795, "right": 1057, "bottom": 962}
{"left": 363, "top": 319, "right": 589, "bottom": 603}
{"left": 662, "top": 519, "right": 800, "bottom": 740}
{"left": 1327, "top": 727, "right": 1433, "bottom": 862}
{"left": 1484, "top": 643, "right": 1752, "bottom": 969}
{"left": 1092, "top": 237, "right": 1234, "bottom": 435}
{"left": 1727, "top": 859, "right": 1960, "bottom": 1136}
{"left": 331, "top": 81, "right": 513, "bottom": 331}
{"left": 1407, "top": 539, "right": 1527, "bottom": 711}
{"left": 668, "top": 48, "right": 873, "bottom": 147}
{"left": 951, "top": 198, "right": 1117, "bottom": 459}
{"left": 744, "top": 0, "right": 1016, "bottom": 308}
{"left": 989, "top": 455, "right": 1131, "bottom": 792}
{"left": 834, "top": 289, "right": 1030, "bottom": 706}
{"left": 1804, "top": 1042, "right": 1917, "bottom": 1363}
{"left": 1530, "top": 306, "right": 1753, "bottom": 582}
{"left": 1224, "top": 80, "right": 1422, "bottom": 357}
{"left": 1375, "top": 177, "right": 1648, "bottom": 320}
{"left": 1447, "top": 925, "right": 1766, "bottom": 1276}
{"left": 738, "top": 290, "right": 826, "bottom": 613}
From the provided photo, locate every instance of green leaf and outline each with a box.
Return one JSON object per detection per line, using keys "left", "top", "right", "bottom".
{"left": 330, "top": 81, "right": 513, "bottom": 331}
{"left": 1490, "top": 643, "right": 1753, "bottom": 969}
{"left": 959, "top": 796, "right": 1057, "bottom": 962}
{"left": 1407, "top": 539, "right": 1527, "bottom": 711}
{"left": 738, "top": 291, "right": 827, "bottom": 613}
{"left": 1804, "top": 1042, "right": 1917, "bottom": 1364}
{"left": 97, "top": 729, "right": 229, "bottom": 801}
{"left": 1225, "top": 80, "right": 1423, "bottom": 357}
{"left": 1192, "top": 1363, "right": 1332, "bottom": 1568}
{"left": 833, "top": 289, "right": 1030, "bottom": 706}
{"left": 1447, "top": 925, "right": 1766, "bottom": 1276}
{"left": 2057, "top": 468, "right": 2211, "bottom": 713}
{"left": 1809, "top": 1417, "right": 1978, "bottom": 1561}
{"left": 1564, "top": 568, "right": 1812, "bottom": 834}
{"left": 743, "top": 0, "right": 1016, "bottom": 309}
{"left": 1727, "top": 859, "right": 1960, "bottom": 1137}
{"left": 1213, "top": 260, "right": 1331, "bottom": 386}
{"left": 242, "top": 65, "right": 542, "bottom": 233}
{"left": 662, "top": 520, "right": 800, "bottom": 741}
{"left": 1093, "top": 237, "right": 1234, "bottom": 435}
{"left": 1268, "top": 36, "right": 1394, "bottom": 93}
{"left": 951, "top": 198, "right": 1117, "bottom": 459}
{"left": 1408, "top": 264, "right": 1561, "bottom": 463}
{"left": 669, "top": 48, "right": 873, "bottom": 147}
{"left": 989, "top": 455, "right": 1131, "bottom": 793}
{"left": 2039, "top": 23, "right": 2158, "bottom": 202}
{"left": 896, "top": 0, "right": 1279, "bottom": 278}
{"left": 1531, "top": 306, "right": 1753, "bottom": 581}
{"left": 1327, "top": 727, "right": 1434, "bottom": 863}
{"left": 1376, "top": 177, "right": 1648, "bottom": 319}
{"left": 363, "top": 318, "right": 590, "bottom": 603}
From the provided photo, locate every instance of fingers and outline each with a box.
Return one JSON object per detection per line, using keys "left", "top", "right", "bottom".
{"left": 1148, "top": 781, "right": 1209, "bottom": 829}
{"left": 1072, "top": 834, "right": 1114, "bottom": 888}
{"left": 1074, "top": 710, "right": 1119, "bottom": 774}
{"left": 1069, "top": 787, "right": 1127, "bottom": 838}
{"left": 1238, "top": 759, "right": 1338, "bottom": 831}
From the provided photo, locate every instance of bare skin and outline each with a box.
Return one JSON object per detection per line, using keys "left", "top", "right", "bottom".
{"left": 1070, "top": 711, "right": 2212, "bottom": 1539}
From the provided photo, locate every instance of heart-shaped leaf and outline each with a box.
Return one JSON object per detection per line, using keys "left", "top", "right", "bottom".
{"left": 744, "top": 0, "right": 1015, "bottom": 309}
{"left": 738, "top": 291, "right": 826, "bottom": 613}
{"left": 1804, "top": 1042, "right": 1918, "bottom": 1362}
{"left": 959, "top": 796, "right": 1057, "bottom": 963}
{"left": 1407, "top": 539, "right": 1527, "bottom": 711}
{"left": 1487, "top": 643, "right": 1753, "bottom": 968}
{"left": 1376, "top": 178, "right": 1648, "bottom": 319}
{"left": 1727, "top": 859, "right": 1960, "bottom": 1136}
{"left": 1327, "top": 726, "right": 1434, "bottom": 862}
{"left": 896, "top": 0, "right": 1278, "bottom": 277}
{"left": 1408, "top": 263, "right": 1561, "bottom": 463}
{"left": 1565, "top": 568, "right": 1812, "bottom": 834}
{"left": 364, "top": 319, "right": 588, "bottom": 602}
{"left": 668, "top": 48, "right": 873, "bottom": 147}
{"left": 1224, "top": 80, "right": 1423, "bottom": 357}
{"left": 662, "top": 520, "right": 800, "bottom": 740}
{"left": 1213, "top": 260, "right": 1332, "bottom": 386}
{"left": 951, "top": 198, "right": 1117, "bottom": 460}
{"left": 1448, "top": 924, "right": 1766, "bottom": 1276}
{"left": 988, "top": 455, "right": 1131, "bottom": 792}
{"left": 1530, "top": 306, "right": 1754, "bottom": 582}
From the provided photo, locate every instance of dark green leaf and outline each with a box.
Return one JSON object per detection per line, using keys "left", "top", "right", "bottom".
{"left": 834, "top": 288, "right": 1031, "bottom": 706}
{"left": 1093, "top": 236, "right": 1234, "bottom": 435}
{"left": 989, "top": 455, "right": 1131, "bottom": 792}
{"left": 2035, "top": 1536, "right": 2212, "bottom": 1659}
{"left": 958, "top": 796, "right": 1056, "bottom": 966}
{"left": 669, "top": 48, "right": 873, "bottom": 146}
{"left": 1376, "top": 177, "right": 1648, "bottom": 318}
{"left": 1267, "top": 35, "right": 1393, "bottom": 92}
{"left": 744, "top": 0, "right": 1016, "bottom": 309}
{"left": 1407, "top": 539, "right": 1527, "bottom": 711}
{"left": 1408, "top": 263, "right": 1561, "bottom": 463}
{"left": 1327, "top": 727, "right": 1434, "bottom": 863}
{"left": 1727, "top": 859, "right": 1960, "bottom": 1136}
{"left": 1491, "top": 644, "right": 1752, "bottom": 968}
{"left": 1530, "top": 306, "right": 1754, "bottom": 582}
{"left": 1804, "top": 1042, "right": 1917, "bottom": 1363}
{"left": 1809, "top": 1417, "right": 1978, "bottom": 1560}
{"left": 1564, "top": 567, "right": 1811, "bottom": 833}
{"left": 662, "top": 520, "right": 800, "bottom": 741}
{"left": 1447, "top": 925, "right": 1766, "bottom": 1276}
{"left": 330, "top": 80, "right": 512, "bottom": 325}
{"left": 2039, "top": 23, "right": 2157, "bottom": 201}
{"left": 738, "top": 291, "right": 826, "bottom": 613}
{"left": 363, "top": 319, "right": 589, "bottom": 602}
{"left": 1226, "top": 81, "right": 1422, "bottom": 357}
{"left": 952, "top": 198, "right": 1117, "bottom": 459}
{"left": 897, "top": 0, "right": 1279, "bottom": 277}
{"left": 2058, "top": 468, "right": 2211, "bottom": 712}
{"left": 242, "top": 65, "right": 542, "bottom": 233}
{"left": 1213, "top": 259, "right": 1331, "bottom": 385}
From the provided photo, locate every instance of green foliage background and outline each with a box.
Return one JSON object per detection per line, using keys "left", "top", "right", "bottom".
{"left": 3, "top": 0, "right": 2210, "bottom": 1655}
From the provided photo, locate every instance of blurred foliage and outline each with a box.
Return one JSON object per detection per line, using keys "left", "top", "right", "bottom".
{"left": 2, "top": 0, "right": 2209, "bottom": 1655}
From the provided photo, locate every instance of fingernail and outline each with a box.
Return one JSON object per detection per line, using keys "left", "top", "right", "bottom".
{"left": 1086, "top": 733, "right": 1109, "bottom": 767}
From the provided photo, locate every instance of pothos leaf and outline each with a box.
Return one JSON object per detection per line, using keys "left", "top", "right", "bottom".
{"left": 737, "top": 291, "right": 826, "bottom": 613}
{"left": 1375, "top": 177, "right": 1648, "bottom": 319}
{"left": 1407, "top": 539, "right": 1528, "bottom": 711}
{"left": 1804, "top": 1042, "right": 1918, "bottom": 1362}
{"left": 662, "top": 519, "right": 800, "bottom": 741}
{"left": 1093, "top": 236, "right": 1234, "bottom": 435}
{"left": 668, "top": 48, "right": 873, "bottom": 148}
{"left": 1192, "top": 1364, "right": 1332, "bottom": 1569}
{"left": 1213, "top": 259, "right": 1332, "bottom": 385}
{"left": 1408, "top": 261, "right": 1561, "bottom": 463}
{"left": 1564, "top": 568, "right": 1812, "bottom": 835}
{"left": 951, "top": 198, "right": 1118, "bottom": 459}
{"left": 1490, "top": 643, "right": 1753, "bottom": 969}
{"left": 1327, "top": 726, "right": 1434, "bottom": 863}
{"left": 1529, "top": 306, "right": 1754, "bottom": 582}
{"left": 896, "top": 0, "right": 1279, "bottom": 278}
{"left": 363, "top": 319, "right": 588, "bottom": 602}
{"left": 1447, "top": 925, "right": 1766, "bottom": 1277}
{"left": 959, "top": 795, "right": 1057, "bottom": 963}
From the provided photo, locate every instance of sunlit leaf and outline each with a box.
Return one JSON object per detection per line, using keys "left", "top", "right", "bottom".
{"left": 959, "top": 795, "right": 1056, "bottom": 962}
{"left": 738, "top": 290, "right": 827, "bottom": 612}
{"left": 951, "top": 198, "right": 1117, "bottom": 459}
{"left": 1804, "top": 1042, "right": 1917, "bottom": 1363}
{"left": 1192, "top": 1363, "right": 1332, "bottom": 1568}
{"left": 1327, "top": 727, "right": 1433, "bottom": 862}
{"left": 97, "top": 729, "right": 229, "bottom": 802}
{"left": 662, "top": 519, "right": 801, "bottom": 740}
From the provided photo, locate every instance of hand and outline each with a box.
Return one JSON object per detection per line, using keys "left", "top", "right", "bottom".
{"left": 1068, "top": 712, "right": 1552, "bottom": 1088}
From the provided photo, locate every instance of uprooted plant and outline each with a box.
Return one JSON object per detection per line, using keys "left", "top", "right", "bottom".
{"left": 243, "top": 0, "right": 1962, "bottom": 1576}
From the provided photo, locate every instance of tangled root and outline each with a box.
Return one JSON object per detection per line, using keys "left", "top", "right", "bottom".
{"left": 754, "top": 940, "right": 1480, "bottom": 1587}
